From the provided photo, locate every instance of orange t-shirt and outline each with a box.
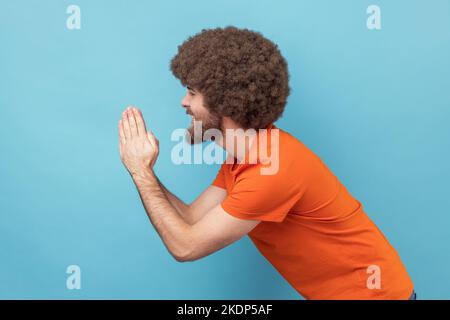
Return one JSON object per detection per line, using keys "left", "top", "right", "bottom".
{"left": 212, "top": 124, "right": 414, "bottom": 299}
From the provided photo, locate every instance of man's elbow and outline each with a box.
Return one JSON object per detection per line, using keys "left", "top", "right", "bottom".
{"left": 172, "top": 244, "right": 219, "bottom": 262}
{"left": 170, "top": 239, "right": 198, "bottom": 262}
{"left": 172, "top": 248, "right": 197, "bottom": 262}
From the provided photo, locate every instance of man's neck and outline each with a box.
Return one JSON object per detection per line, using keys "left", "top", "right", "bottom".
{"left": 215, "top": 118, "right": 257, "bottom": 163}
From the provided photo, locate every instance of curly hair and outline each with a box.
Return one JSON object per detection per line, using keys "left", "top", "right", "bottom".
{"left": 170, "top": 26, "right": 290, "bottom": 129}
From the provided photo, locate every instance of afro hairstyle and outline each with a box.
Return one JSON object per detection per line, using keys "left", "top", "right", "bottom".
{"left": 170, "top": 26, "right": 290, "bottom": 129}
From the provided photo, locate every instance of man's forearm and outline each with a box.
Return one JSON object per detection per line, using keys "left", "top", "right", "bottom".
{"left": 131, "top": 169, "right": 193, "bottom": 261}
{"left": 153, "top": 175, "right": 195, "bottom": 225}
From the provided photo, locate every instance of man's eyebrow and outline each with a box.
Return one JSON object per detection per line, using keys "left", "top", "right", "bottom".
{"left": 187, "top": 86, "right": 196, "bottom": 92}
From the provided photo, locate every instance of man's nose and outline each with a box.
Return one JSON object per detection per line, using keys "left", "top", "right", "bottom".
{"left": 181, "top": 94, "right": 189, "bottom": 108}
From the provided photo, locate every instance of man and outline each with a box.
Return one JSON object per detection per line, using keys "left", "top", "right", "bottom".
{"left": 118, "top": 26, "right": 414, "bottom": 299}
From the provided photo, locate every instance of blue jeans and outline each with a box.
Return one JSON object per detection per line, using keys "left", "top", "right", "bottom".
{"left": 409, "top": 290, "right": 417, "bottom": 300}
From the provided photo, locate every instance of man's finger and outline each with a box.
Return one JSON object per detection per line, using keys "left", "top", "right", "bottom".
{"left": 118, "top": 119, "right": 126, "bottom": 144}
{"left": 127, "top": 106, "right": 138, "bottom": 137}
{"left": 133, "top": 107, "right": 146, "bottom": 136}
{"left": 122, "top": 110, "right": 131, "bottom": 139}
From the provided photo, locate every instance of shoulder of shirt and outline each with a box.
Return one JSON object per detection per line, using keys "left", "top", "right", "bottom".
{"left": 218, "top": 127, "right": 313, "bottom": 170}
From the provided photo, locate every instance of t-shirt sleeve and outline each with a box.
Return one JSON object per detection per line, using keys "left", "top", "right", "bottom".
{"left": 211, "top": 163, "right": 226, "bottom": 189}
{"left": 221, "top": 164, "right": 307, "bottom": 223}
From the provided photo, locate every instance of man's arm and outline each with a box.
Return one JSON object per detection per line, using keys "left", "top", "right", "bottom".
{"left": 155, "top": 175, "right": 227, "bottom": 225}
{"left": 156, "top": 177, "right": 189, "bottom": 217}
{"left": 118, "top": 106, "right": 257, "bottom": 261}
{"left": 132, "top": 168, "right": 260, "bottom": 262}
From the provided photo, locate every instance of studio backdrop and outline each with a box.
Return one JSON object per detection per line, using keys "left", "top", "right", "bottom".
{"left": 1, "top": 0, "right": 449, "bottom": 299}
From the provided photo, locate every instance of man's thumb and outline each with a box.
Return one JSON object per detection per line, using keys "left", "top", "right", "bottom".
{"left": 147, "top": 131, "right": 154, "bottom": 146}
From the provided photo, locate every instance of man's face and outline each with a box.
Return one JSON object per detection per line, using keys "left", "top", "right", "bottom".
{"left": 181, "top": 86, "right": 222, "bottom": 144}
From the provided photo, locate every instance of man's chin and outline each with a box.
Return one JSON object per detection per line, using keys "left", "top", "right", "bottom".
{"left": 185, "top": 126, "right": 203, "bottom": 145}
{"left": 185, "top": 126, "right": 220, "bottom": 145}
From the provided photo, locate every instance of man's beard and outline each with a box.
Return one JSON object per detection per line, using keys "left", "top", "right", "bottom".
{"left": 185, "top": 112, "right": 222, "bottom": 145}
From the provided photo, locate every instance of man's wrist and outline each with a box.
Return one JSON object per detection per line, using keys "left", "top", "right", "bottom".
{"left": 131, "top": 167, "right": 156, "bottom": 184}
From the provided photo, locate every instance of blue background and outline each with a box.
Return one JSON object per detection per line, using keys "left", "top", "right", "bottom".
{"left": 1, "top": 0, "right": 449, "bottom": 299}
